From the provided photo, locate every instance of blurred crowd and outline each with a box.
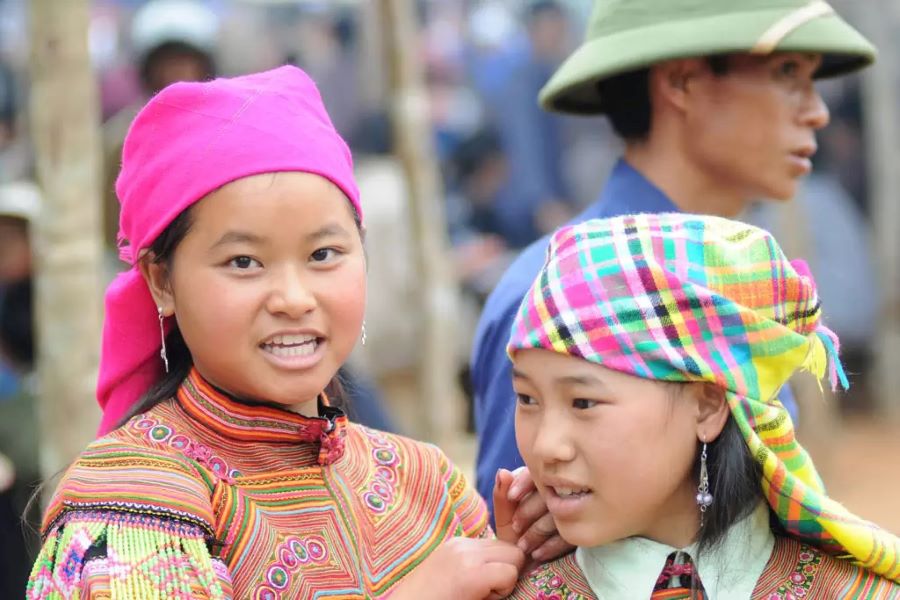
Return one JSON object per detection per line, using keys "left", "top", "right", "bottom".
{"left": 0, "top": 0, "right": 886, "bottom": 594}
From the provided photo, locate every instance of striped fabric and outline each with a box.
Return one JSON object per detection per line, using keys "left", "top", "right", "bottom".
{"left": 509, "top": 535, "right": 900, "bottom": 599}
{"left": 28, "top": 369, "right": 489, "bottom": 599}
{"left": 507, "top": 213, "right": 900, "bottom": 584}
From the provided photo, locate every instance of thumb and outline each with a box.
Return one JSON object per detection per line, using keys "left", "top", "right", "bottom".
{"left": 492, "top": 469, "right": 518, "bottom": 544}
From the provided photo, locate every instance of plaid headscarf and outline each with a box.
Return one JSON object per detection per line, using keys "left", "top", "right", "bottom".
{"left": 508, "top": 213, "right": 899, "bottom": 582}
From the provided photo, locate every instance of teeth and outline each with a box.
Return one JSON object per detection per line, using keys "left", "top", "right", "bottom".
{"left": 267, "top": 334, "right": 317, "bottom": 346}
{"left": 264, "top": 341, "right": 317, "bottom": 357}
{"left": 554, "top": 487, "right": 590, "bottom": 497}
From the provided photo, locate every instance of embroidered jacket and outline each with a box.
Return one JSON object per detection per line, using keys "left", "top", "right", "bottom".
{"left": 27, "top": 369, "right": 488, "bottom": 599}
{"left": 509, "top": 536, "right": 900, "bottom": 599}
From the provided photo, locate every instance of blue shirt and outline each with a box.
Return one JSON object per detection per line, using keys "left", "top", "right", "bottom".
{"left": 471, "top": 159, "right": 798, "bottom": 516}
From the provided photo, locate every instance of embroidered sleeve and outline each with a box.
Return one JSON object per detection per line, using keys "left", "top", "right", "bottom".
{"left": 26, "top": 439, "right": 233, "bottom": 599}
{"left": 27, "top": 511, "right": 233, "bottom": 599}
{"left": 435, "top": 445, "right": 490, "bottom": 539}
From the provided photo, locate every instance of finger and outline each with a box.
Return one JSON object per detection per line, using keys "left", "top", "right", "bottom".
{"left": 507, "top": 466, "right": 536, "bottom": 502}
{"left": 510, "top": 489, "right": 548, "bottom": 542}
{"left": 530, "top": 535, "right": 574, "bottom": 563}
{"left": 517, "top": 512, "right": 557, "bottom": 555}
{"left": 475, "top": 539, "right": 528, "bottom": 568}
{"left": 492, "top": 469, "right": 518, "bottom": 543}
{"left": 479, "top": 561, "right": 522, "bottom": 599}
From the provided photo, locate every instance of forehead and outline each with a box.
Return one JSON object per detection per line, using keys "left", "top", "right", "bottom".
{"left": 190, "top": 171, "right": 357, "bottom": 229}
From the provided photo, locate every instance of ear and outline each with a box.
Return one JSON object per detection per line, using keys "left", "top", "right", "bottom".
{"left": 138, "top": 253, "right": 176, "bottom": 317}
{"left": 692, "top": 382, "right": 730, "bottom": 443}
{"left": 650, "top": 58, "right": 708, "bottom": 113}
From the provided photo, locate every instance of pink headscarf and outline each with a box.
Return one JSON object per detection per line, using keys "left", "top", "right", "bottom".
{"left": 98, "top": 65, "right": 362, "bottom": 435}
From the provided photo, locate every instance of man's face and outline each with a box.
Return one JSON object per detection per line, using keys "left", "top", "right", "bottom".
{"left": 681, "top": 52, "right": 829, "bottom": 202}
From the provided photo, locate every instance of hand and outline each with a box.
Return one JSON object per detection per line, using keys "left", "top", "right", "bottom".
{"left": 389, "top": 537, "right": 525, "bottom": 600}
{"left": 493, "top": 467, "right": 574, "bottom": 570}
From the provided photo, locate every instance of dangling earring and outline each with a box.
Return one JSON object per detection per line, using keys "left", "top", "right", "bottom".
{"left": 361, "top": 320, "right": 367, "bottom": 346}
{"left": 695, "top": 440, "right": 713, "bottom": 525}
{"left": 158, "top": 307, "right": 169, "bottom": 373}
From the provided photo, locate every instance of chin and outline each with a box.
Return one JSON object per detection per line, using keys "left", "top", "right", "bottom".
{"left": 557, "top": 520, "right": 620, "bottom": 548}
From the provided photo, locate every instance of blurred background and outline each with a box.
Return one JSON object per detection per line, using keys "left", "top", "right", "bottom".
{"left": 1, "top": 0, "right": 899, "bottom": 594}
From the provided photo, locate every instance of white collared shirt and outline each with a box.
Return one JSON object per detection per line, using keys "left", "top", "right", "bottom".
{"left": 576, "top": 503, "right": 775, "bottom": 600}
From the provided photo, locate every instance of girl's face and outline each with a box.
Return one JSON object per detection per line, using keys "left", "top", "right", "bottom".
{"left": 513, "top": 349, "right": 710, "bottom": 548}
{"left": 146, "top": 172, "right": 366, "bottom": 414}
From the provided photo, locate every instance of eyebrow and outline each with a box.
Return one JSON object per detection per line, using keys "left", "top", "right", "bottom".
{"left": 512, "top": 369, "right": 609, "bottom": 390}
{"left": 210, "top": 230, "right": 265, "bottom": 249}
{"left": 210, "top": 223, "right": 351, "bottom": 250}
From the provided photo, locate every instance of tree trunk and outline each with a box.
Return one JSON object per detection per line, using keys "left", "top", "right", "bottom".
{"left": 377, "top": 0, "right": 465, "bottom": 446}
{"left": 29, "top": 0, "right": 103, "bottom": 482}
{"left": 855, "top": 1, "right": 900, "bottom": 420}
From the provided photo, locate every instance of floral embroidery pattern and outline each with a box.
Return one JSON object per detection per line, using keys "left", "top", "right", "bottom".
{"left": 765, "top": 545, "right": 821, "bottom": 600}
{"left": 362, "top": 430, "right": 401, "bottom": 514}
{"left": 528, "top": 563, "right": 590, "bottom": 600}
{"left": 252, "top": 535, "right": 330, "bottom": 600}
{"left": 132, "top": 416, "right": 241, "bottom": 482}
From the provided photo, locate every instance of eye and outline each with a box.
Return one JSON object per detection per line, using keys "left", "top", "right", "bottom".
{"left": 572, "top": 398, "right": 599, "bottom": 410}
{"left": 310, "top": 247, "right": 341, "bottom": 263}
{"left": 229, "top": 256, "right": 261, "bottom": 269}
{"left": 777, "top": 60, "right": 799, "bottom": 78}
{"left": 516, "top": 393, "right": 536, "bottom": 406}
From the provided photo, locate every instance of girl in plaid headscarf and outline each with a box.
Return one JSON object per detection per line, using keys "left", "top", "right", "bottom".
{"left": 505, "top": 213, "right": 899, "bottom": 599}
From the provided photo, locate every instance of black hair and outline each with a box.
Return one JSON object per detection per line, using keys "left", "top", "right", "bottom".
{"left": 598, "top": 55, "right": 732, "bottom": 142}
{"left": 695, "top": 415, "right": 766, "bottom": 555}
{"left": 114, "top": 195, "right": 364, "bottom": 430}
{"left": 140, "top": 41, "right": 217, "bottom": 93}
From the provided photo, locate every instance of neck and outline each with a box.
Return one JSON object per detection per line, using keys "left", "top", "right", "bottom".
{"left": 639, "top": 482, "right": 702, "bottom": 549}
{"left": 623, "top": 134, "right": 749, "bottom": 218}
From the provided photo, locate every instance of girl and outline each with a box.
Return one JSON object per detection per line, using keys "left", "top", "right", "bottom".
{"left": 26, "top": 65, "right": 557, "bottom": 599}
{"left": 505, "top": 213, "right": 900, "bottom": 598}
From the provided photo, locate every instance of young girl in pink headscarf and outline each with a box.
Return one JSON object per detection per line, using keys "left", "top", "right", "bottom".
{"left": 25, "top": 66, "right": 559, "bottom": 600}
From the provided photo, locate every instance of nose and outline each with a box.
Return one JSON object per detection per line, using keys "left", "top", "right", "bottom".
{"left": 530, "top": 409, "right": 577, "bottom": 466}
{"left": 800, "top": 87, "right": 830, "bottom": 130}
{"left": 266, "top": 266, "right": 316, "bottom": 318}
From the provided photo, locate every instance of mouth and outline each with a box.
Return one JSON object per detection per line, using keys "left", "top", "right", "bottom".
{"left": 547, "top": 485, "right": 593, "bottom": 499}
{"left": 258, "top": 332, "right": 325, "bottom": 367}
{"left": 540, "top": 478, "right": 594, "bottom": 518}
{"left": 788, "top": 146, "right": 816, "bottom": 175}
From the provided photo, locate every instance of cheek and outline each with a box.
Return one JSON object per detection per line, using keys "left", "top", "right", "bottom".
{"left": 514, "top": 410, "right": 537, "bottom": 465}
{"left": 317, "top": 259, "right": 368, "bottom": 344}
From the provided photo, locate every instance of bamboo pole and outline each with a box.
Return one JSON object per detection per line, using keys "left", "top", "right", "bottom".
{"left": 377, "top": 0, "right": 464, "bottom": 445}
{"left": 29, "top": 0, "right": 103, "bottom": 481}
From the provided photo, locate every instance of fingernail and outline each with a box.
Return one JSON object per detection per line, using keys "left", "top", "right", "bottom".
{"left": 512, "top": 520, "right": 522, "bottom": 534}
{"left": 532, "top": 548, "right": 545, "bottom": 561}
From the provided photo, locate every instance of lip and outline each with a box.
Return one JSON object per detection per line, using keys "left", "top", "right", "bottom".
{"left": 539, "top": 477, "right": 594, "bottom": 520}
{"left": 259, "top": 328, "right": 325, "bottom": 345}
{"left": 788, "top": 144, "right": 816, "bottom": 175}
{"left": 258, "top": 329, "right": 326, "bottom": 371}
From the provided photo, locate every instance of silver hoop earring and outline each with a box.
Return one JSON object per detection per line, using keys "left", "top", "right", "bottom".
{"left": 361, "top": 320, "right": 367, "bottom": 346}
{"left": 158, "top": 307, "right": 169, "bottom": 373}
{"left": 696, "top": 441, "right": 713, "bottom": 525}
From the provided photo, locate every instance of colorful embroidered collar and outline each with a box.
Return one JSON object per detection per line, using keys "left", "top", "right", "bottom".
{"left": 176, "top": 368, "right": 348, "bottom": 465}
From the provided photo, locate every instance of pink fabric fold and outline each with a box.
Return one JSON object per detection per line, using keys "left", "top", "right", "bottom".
{"left": 97, "top": 65, "right": 361, "bottom": 435}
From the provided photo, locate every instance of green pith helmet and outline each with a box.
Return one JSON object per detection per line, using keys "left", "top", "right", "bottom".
{"left": 540, "top": 0, "right": 876, "bottom": 115}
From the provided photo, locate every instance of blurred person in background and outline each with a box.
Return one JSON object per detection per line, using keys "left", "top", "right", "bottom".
{"left": 481, "top": 1, "right": 576, "bottom": 249}
{"left": 471, "top": 0, "right": 876, "bottom": 525}
{"left": 0, "top": 181, "right": 40, "bottom": 598}
{"left": 0, "top": 61, "right": 31, "bottom": 183}
{"left": 101, "top": 0, "right": 218, "bottom": 254}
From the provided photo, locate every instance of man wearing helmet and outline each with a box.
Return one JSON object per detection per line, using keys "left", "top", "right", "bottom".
{"left": 471, "top": 0, "right": 876, "bottom": 534}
